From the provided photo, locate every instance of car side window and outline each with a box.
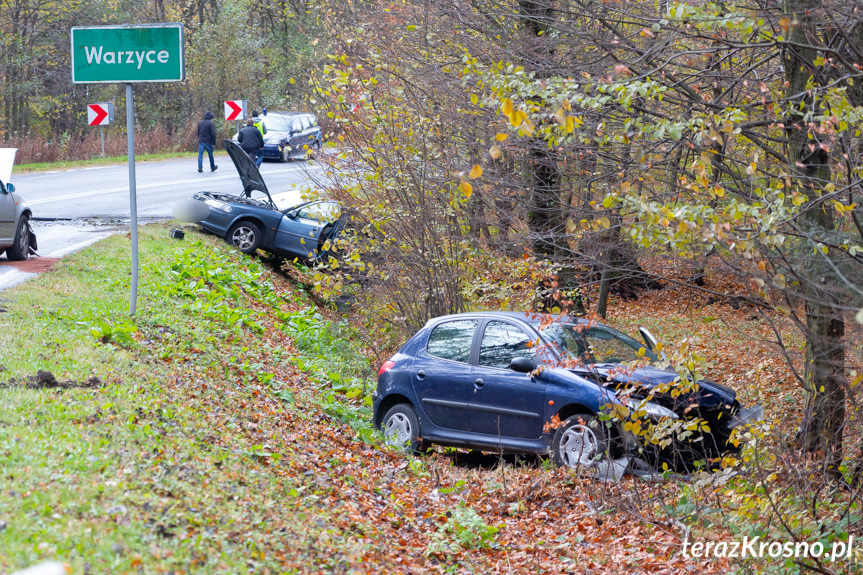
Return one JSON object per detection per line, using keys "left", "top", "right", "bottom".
{"left": 426, "top": 320, "right": 477, "bottom": 363}
{"left": 478, "top": 321, "right": 536, "bottom": 370}
{"left": 582, "top": 326, "right": 643, "bottom": 364}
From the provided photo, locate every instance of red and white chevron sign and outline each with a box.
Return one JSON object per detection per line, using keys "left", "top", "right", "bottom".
{"left": 224, "top": 100, "right": 246, "bottom": 121}
{"left": 87, "top": 103, "right": 110, "bottom": 126}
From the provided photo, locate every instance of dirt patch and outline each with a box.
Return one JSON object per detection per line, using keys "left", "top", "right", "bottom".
{"left": 0, "top": 257, "right": 61, "bottom": 273}
{"left": 2, "top": 370, "right": 102, "bottom": 390}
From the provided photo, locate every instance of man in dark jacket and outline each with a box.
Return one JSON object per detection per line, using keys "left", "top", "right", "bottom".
{"left": 237, "top": 118, "right": 265, "bottom": 164}
{"left": 196, "top": 111, "right": 218, "bottom": 173}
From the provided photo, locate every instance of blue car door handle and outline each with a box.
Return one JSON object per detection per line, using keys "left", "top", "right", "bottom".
{"left": 416, "top": 370, "right": 426, "bottom": 379}
{"left": 474, "top": 378, "right": 484, "bottom": 388}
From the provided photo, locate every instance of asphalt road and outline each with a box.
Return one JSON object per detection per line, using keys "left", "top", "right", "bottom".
{"left": 0, "top": 154, "right": 327, "bottom": 289}
{"left": 17, "top": 154, "right": 327, "bottom": 219}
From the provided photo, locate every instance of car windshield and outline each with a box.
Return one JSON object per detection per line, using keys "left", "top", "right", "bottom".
{"left": 538, "top": 322, "right": 658, "bottom": 365}
{"left": 296, "top": 201, "right": 340, "bottom": 223}
{"left": 264, "top": 115, "right": 298, "bottom": 132}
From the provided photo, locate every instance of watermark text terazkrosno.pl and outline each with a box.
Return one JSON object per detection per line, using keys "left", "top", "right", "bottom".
{"left": 682, "top": 536, "right": 855, "bottom": 562}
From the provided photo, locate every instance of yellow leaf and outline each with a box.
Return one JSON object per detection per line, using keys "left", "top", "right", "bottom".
{"left": 469, "top": 164, "right": 483, "bottom": 179}
{"left": 489, "top": 145, "right": 502, "bottom": 160}
{"left": 501, "top": 99, "right": 513, "bottom": 116}
{"left": 554, "top": 109, "right": 566, "bottom": 125}
{"left": 495, "top": 133, "right": 508, "bottom": 141}
{"left": 598, "top": 216, "right": 611, "bottom": 228}
{"left": 565, "top": 116, "right": 574, "bottom": 133}
{"left": 773, "top": 273, "right": 786, "bottom": 289}
{"left": 460, "top": 179, "right": 473, "bottom": 198}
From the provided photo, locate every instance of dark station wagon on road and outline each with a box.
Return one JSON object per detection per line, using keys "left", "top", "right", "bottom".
{"left": 191, "top": 140, "right": 343, "bottom": 262}
{"left": 374, "top": 312, "right": 763, "bottom": 470}
{"left": 233, "top": 111, "right": 323, "bottom": 162}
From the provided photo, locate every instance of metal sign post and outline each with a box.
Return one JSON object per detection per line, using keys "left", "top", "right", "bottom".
{"left": 126, "top": 83, "right": 138, "bottom": 315}
{"left": 71, "top": 24, "right": 184, "bottom": 316}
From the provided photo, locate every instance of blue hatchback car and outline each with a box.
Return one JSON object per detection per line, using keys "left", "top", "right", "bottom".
{"left": 373, "top": 312, "right": 762, "bottom": 469}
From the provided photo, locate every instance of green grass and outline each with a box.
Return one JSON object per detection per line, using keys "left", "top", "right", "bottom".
{"left": 0, "top": 223, "right": 377, "bottom": 573}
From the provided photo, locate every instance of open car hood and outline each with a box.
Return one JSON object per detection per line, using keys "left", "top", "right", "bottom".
{"left": 222, "top": 139, "right": 274, "bottom": 206}
{"left": 0, "top": 148, "right": 17, "bottom": 185}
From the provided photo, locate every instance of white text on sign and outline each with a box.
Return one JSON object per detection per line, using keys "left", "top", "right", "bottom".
{"left": 83, "top": 46, "right": 170, "bottom": 70}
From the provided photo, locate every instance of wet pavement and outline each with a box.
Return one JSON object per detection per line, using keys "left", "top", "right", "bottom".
{"left": 0, "top": 220, "right": 125, "bottom": 291}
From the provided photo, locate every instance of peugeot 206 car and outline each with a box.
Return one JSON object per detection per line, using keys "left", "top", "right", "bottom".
{"left": 0, "top": 148, "right": 37, "bottom": 261}
{"left": 373, "top": 312, "right": 763, "bottom": 470}
{"left": 233, "top": 112, "right": 323, "bottom": 162}
{"left": 190, "top": 139, "right": 343, "bottom": 261}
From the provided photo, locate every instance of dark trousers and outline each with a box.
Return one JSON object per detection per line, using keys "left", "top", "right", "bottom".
{"left": 197, "top": 142, "right": 215, "bottom": 170}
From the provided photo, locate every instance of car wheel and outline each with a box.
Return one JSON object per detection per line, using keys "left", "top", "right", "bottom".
{"left": 552, "top": 413, "right": 609, "bottom": 468}
{"left": 6, "top": 215, "right": 31, "bottom": 261}
{"left": 382, "top": 404, "right": 425, "bottom": 453}
{"left": 227, "top": 221, "right": 262, "bottom": 254}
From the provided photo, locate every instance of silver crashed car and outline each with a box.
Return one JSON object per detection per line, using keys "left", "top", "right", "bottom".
{"left": 0, "top": 148, "right": 36, "bottom": 260}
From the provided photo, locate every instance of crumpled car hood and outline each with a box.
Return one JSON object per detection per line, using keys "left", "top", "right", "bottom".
{"left": 588, "top": 364, "right": 737, "bottom": 406}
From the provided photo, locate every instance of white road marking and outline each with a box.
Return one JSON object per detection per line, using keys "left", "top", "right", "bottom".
{"left": 26, "top": 165, "right": 313, "bottom": 205}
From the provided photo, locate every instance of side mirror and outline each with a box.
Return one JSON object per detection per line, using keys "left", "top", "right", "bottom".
{"left": 510, "top": 356, "right": 537, "bottom": 373}
{"left": 638, "top": 327, "right": 657, "bottom": 350}
{"left": 1, "top": 181, "right": 11, "bottom": 193}
{"left": 638, "top": 327, "right": 667, "bottom": 362}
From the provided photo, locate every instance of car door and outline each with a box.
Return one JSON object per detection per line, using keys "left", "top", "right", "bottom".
{"left": 272, "top": 201, "right": 338, "bottom": 259}
{"left": 469, "top": 320, "right": 546, "bottom": 439}
{"left": 411, "top": 319, "right": 478, "bottom": 432}
{"left": 0, "top": 182, "right": 15, "bottom": 243}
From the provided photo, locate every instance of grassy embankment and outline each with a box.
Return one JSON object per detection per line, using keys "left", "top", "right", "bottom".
{"left": 0, "top": 222, "right": 850, "bottom": 574}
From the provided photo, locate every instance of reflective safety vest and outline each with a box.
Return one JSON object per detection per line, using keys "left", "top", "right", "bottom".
{"left": 254, "top": 119, "right": 267, "bottom": 136}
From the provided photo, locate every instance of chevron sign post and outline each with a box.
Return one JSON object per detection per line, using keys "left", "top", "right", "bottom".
{"left": 87, "top": 102, "right": 113, "bottom": 125}
{"left": 224, "top": 99, "right": 246, "bottom": 136}
{"left": 87, "top": 102, "right": 114, "bottom": 159}
{"left": 224, "top": 100, "right": 246, "bottom": 121}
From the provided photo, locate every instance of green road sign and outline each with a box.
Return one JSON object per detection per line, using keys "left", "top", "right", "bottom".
{"left": 71, "top": 24, "right": 184, "bottom": 84}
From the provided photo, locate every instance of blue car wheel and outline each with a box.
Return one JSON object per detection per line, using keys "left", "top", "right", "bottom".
{"left": 227, "top": 220, "right": 262, "bottom": 254}
{"left": 382, "top": 404, "right": 425, "bottom": 454}
{"left": 552, "top": 414, "right": 609, "bottom": 468}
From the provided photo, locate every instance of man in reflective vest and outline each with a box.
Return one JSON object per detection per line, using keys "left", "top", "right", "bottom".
{"left": 251, "top": 111, "right": 267, "bottom": 167}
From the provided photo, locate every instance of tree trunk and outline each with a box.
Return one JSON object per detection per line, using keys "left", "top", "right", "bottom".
{"left": 784, "top": 0, "right": 847, "bottom": 476}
